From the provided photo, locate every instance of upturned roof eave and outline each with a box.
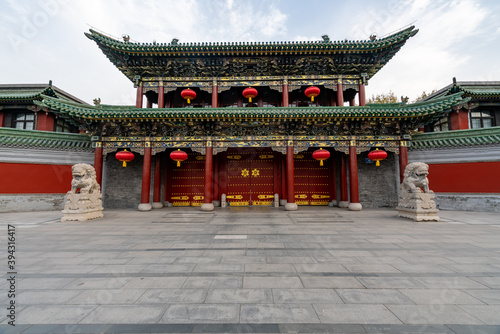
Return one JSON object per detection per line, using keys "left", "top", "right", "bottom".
{"left": 38, "top": 91, "right": 464, "bottom": 122}
{"left": 85, "top": 26, "right": 418, "bottom": 56}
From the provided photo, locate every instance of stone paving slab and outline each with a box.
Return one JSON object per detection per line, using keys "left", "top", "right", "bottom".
{"left": 2, "top": 207, "right": 500, "bottom": 332}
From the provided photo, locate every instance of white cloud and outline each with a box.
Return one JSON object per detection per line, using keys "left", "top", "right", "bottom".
{"left": 353, "top": 0, "right": 494, "bottom": 100}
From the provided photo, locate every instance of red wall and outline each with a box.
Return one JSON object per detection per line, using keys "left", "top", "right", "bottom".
{"left": 0, "top": 163, "right": 73, "bottom": 193}
{"left": 428, "top": 161, "right": 500, "bottom": 193}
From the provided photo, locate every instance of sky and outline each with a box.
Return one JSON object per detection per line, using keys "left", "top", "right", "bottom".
{"left": 1, "top": 0, "right": 499, "bottom": 105}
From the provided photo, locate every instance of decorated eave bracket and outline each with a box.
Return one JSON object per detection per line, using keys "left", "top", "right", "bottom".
{"left": 95, "top": 135, "right": 408, "bottom": 157}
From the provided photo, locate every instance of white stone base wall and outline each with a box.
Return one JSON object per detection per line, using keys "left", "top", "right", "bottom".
{"left": 435, "top": 193, "right": 500, "bottom": 212}
{"left": 0, "top": 194, "right": 66, "bottom": 212}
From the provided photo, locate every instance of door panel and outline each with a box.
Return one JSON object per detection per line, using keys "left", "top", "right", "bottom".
{"left": 170, "top": 151, "right": 205, "bottom": 206}
{"left": 250, "top": 153, "right": 275, "bottom": 205}
{"left": 294, "top": 150, "right": 330, "bottom": 206}
{"left": 226, "top": 153, "right": 251, "bottom": 206}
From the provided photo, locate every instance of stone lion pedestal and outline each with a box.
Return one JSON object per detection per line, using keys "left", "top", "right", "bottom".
{"left": 397, "top": 162, "right": 439, "bottom": 222}
{"left": 61, "top": 164, "right": 103, "bottom": 222}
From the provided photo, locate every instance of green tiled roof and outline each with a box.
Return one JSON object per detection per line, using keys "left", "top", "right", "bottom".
{"left": 85, "top": 26, "right": 418, "bottom": 82}
{"left": 411, "top": 127, "right": 500, "bottom": 149}
{"left": 0, "top": 127, "right": 92, "bottom": 151}
{"left": 37, "top": 92, "right": 466, "bottom": 121}
{"left": 85, "top": 26, "right": 418, "bottom": 56}
{"left": 423, "top": 81, "right": 500, "bottom": 101}
{"left": 0, "top": 86, "right": 57, "bottom": 103}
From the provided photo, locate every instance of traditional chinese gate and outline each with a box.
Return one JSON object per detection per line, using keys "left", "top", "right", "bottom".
{"left": 226, "top": 149, "right": 275, "bottom": 206}
{"left": 169, "top": 150, "right": 205, "bottom": 206}
{"left": 294, "top": 150, "right": 331, "bottom": 205}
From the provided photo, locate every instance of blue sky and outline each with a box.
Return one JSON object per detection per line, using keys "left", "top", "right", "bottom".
{"left": 1, "top": 0, "right": 499, "bottom": 105}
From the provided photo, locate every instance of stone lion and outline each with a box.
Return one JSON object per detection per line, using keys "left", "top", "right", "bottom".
{"left": 69, "top": 163, "right": 100, "bottom": 194}
{"left": 400, "top": 162, "right": 432, "bottom": 194}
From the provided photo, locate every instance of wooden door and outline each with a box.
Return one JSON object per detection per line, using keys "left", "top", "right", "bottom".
{"left": 169, "top": 151, "right": 205, "bottom": 206}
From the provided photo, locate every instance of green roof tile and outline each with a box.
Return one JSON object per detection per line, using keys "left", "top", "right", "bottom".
{"left": 37, "top": 92, "right": 466, "bottom": 122}
{"left": 411, "top": 127, "right": 500, "bottom": 149}
{"left": 0, "top": 127, "right": 92, "bottom": 151}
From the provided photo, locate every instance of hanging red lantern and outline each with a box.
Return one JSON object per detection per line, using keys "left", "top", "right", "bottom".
{"left": 170, "top": 149, "right": 188, "bottom": 167}
{"left": 368, "top": 148, "right": 388, "bottom": 167}
{"left": 181, "top": 88, "right": 196, "bottom": 104}
{"left": 115, "top": 149, "right": 135, "bottom": 167}
{"left": 305, "top": 86, "right": 320, "bottom": 102}
{"left": 242, "top": 87, "right": 258, "bottom": 103}
{"left": 312, "top": 148, "right": 330, "bottom": 166}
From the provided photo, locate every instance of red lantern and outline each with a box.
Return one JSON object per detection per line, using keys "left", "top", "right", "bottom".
{"left": 170, "top": 149, "right": 188, "bottom": 167}
{"left": 305, "top": 86, "right": 320, "bottom": 102}
{"left": 242, "top": 87, "right": 258, "bottom": 103}
{"left": 181, "top": 88, "right": 196, "bottom": 104}
{"left": 312, "top": 148, "right": 330, "bottom": 166}
{"left": 116, "top": 149, "right": 134, "bottom": 167}
{"left": 368, "top": 148, "right": 388, "bottom": 167}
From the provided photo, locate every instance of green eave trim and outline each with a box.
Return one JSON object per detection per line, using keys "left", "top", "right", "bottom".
{"left": 85, "top": 25, "right": 418, "bottom": 56}
{"left": 0, "top": 127, "right": 92, "bottom": 151}
{"left": 38, "top": 92, "right": 466, "bottom": 121}
{"left": 0, "top": 87, "right": 58, "bottom": 103}
{"left": 411, "top": 127, "right": 500, "bottom": 149}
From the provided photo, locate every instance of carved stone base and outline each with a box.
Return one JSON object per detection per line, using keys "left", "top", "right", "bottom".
{"left": 201, "top": 203, "right": 214, "bottom": 211}
{"left": 398, "top": 192, "right": 439, "bottom": 221}
{"left": 285, "top": 203, "right": 298, "bottom": 211}
{"left": 328, "top": 200, "right": 337, "bottom": 207}
{"left": 280, "top": 199, "right": 287, "bottom": 206}
{"left": 213, "top": 200, "right": 221, "bottom": 207}
{"left": 61, "top": 208, "right": 103, "bottom": 222}
{"left": 61, "top": 192, "right": 103, "bottom": 222}
{"left": 397, "top": 207, "right": 440, "bottom": 221}
{"left": 338, "top": 201, "right": 349, "bottom": 208}
{"left": 348, "top": 202, "right": 362, "bottom": 211}
{"left": 138, "top": 203, "right": 152, "bottom": 211}
{"left": 152, "top": 202, "right": 164, "bottom": 209}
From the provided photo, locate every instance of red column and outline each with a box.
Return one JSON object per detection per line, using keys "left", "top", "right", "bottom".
{"left": 349, "top": 99, "right": 355, "bottom": 106}
{"left": 0, "top": 110, "right": 5, "bottom": 127}
{"left": 94, "top": 145, "right": 103, "bottom": 187}
{"left": 213, "top": 154, "right": 220, "bottom": 206}
{"left": 282, "top": 80, "right": 289, "bottom": 107}
{"left": 146, "top": 99, "right": 153, "bottom": 109}
{"left": 152, "top": 154, "right": 163, "bottom": 209}
{"left": 281, "top": 153, "right": 287, "bottom": 204}
{"left": 212, "top": 80, "right": 218, "bottom": 108}
{"left": 348, "top": 141, "right": 362, "bottom": 211}
{"left": 139, "top": 146, "right": 152, "bottom": 211}
{"left": 358, "top": 83, "right": 366, "bottom": 106}
{"left": 337, "top": 79, "right": 344, "bottom": 106}
{"left": 339, "top": 152, "right": 349, "bottom": 208}
{"left": 202, "top": 145, "right": 214, "bottom": 211}
{"left": 164, "top": 152, "right": 171, "bottom": 204}
{"left": 158, "top": 82, "right": 165, "bottom": 108}
{"left": 330, "top": 151, "right": 337, "bottom": 205}
{"left": 136, "top": 83, "right": 143, "bottom": 108}
{"left": 285, "top": 143, "right": 297, "bottom": 210}
{"left": 36, "top": 111, "right": 55, "bottom": 131}
{"left": 399, "top": 142, "right": 408, "bottom": 184}
{"left": 450, "top": 108, "right": 469, "bottom": 130}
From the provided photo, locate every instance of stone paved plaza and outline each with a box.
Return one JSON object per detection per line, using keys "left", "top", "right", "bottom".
{"left": 1, "top": 207, "right": 500, "bottom": 333}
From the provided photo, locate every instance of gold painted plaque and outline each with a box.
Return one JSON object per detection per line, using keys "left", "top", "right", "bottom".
{"left": 258, "top": 194, "right": 274, "bottom": 199}
{"left": 171, "top": 196, "right": 189, "bottom": 200}
{"left": 226, "top": 195, "right": 243, "bottom": 200}
{"left": 311, "top": 195, "right": 330, "bottom": 199}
